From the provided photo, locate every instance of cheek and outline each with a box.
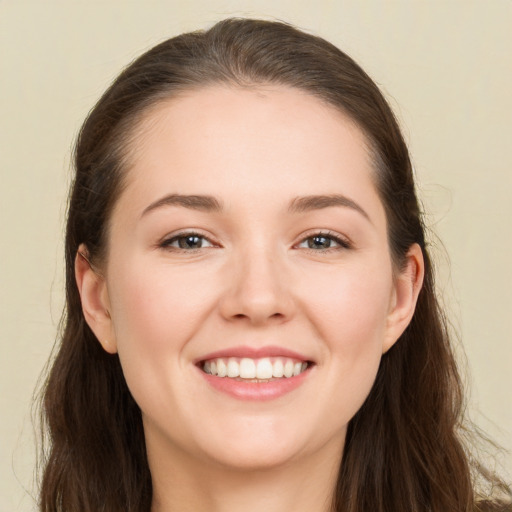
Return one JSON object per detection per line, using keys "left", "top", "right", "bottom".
{"left": 303, "top": 261, "right": 393, "bottom": 351}
{"left": 111, "top": 256, "right": 201, "bottom": 327}
{"left": 106, "top": 257, "right": 219, "bottom": 371}
{"left": 105, "top": 259, "right": 218, "bottom": 429}
{"left": 300, "top": 261, "right": 392, "bottom": 416}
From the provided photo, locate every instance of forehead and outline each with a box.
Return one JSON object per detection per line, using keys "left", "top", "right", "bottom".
{"left": 116, "top": 84, "right": 384, "bottom": 225}
{"left": 128, "top": 85, "right": 374, "bottom": 175}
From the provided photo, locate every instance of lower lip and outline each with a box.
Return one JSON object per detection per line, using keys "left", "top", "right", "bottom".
{"left": 199, "top": 368, "right": 311, "bottom": 401}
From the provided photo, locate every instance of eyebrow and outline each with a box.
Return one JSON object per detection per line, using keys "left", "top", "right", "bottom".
{"left": 141, "top": 192, "right": 370, "bottom": 222}
{"left": 141, "top": 194, "right": 223, "bottom": 217}
{"left": 288, "top": 194, "right": 371, "bottom": 222}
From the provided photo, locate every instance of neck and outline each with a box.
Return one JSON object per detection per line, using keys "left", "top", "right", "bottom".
{"left": 149, "top": 438, "right": 342, "bottom": 512}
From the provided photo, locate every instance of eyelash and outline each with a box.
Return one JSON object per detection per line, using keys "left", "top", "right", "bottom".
{"left": 159, "top": 230, "right": 352, "bottom": 252}
{"left": 296, "top": 231, "right": 352, "bottom": 252}
{"left": 159, "top": 231, "right": 216, "bottom": 251}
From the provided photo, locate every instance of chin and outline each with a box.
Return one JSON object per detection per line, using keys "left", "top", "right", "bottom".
{"left": 191, "top": 418, "right": 343, "bottom": 472}
{"left": 202, "top": 443, "right": 304, "bottom": 472}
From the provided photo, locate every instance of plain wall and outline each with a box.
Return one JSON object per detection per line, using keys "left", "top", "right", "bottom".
{"left": 1, "top": 1, "right": 510, "bottom": 510}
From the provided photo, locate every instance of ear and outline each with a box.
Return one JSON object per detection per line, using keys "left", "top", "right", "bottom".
{"left": 383, "top": 243, "right": 425, "bottom": 353}
{"left": 75, "top": 244, "right": 117, "bottom": 354}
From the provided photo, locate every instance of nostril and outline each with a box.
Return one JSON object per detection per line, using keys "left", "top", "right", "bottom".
{"left": 219, "top": 287, "right": 295, "bottom": 325}
{"left": 231, "top": 312, "right": 286, "bottom": 322}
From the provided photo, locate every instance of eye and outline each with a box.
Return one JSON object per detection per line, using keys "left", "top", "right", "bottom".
{"left": 161, "top": 232, "right": 215, "bottom": 250}
{"left": 297, "top": 232, "right": 351, "bottom": 251}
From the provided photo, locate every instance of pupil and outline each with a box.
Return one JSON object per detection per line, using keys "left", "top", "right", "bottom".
{"left": 179, "top": 236, "right": 201, "bottom": 249}
{"left": 309, "top": 236, "right": 330, "bottom": 249}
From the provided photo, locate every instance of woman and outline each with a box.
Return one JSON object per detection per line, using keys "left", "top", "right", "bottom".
{"left": 38, "top": 18, "right": 510, "bottom": 512}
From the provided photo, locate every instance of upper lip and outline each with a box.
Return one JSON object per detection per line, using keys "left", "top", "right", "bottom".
{"left": 195, "top": 345, "right": 313, "bottom": 364}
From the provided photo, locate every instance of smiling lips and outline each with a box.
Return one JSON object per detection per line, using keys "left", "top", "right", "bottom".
{"left": 203, "top": 357, "right": 309, "bottom": 380}
{"left": 198, "top": 347, "right": 313, "bottom": 400}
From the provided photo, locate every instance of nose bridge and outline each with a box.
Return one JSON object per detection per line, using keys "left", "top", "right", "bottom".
{"left": 220, "top": 237, "right": 293, "bottom": 324}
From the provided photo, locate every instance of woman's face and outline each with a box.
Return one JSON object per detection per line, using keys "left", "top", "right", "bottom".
{"left": 80, "top": 85, "right": 421, "bottom": 472}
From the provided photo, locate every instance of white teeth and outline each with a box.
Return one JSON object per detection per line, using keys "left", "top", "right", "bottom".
{"left": 284, "top": 360, "right": 294, "bottom": 378}
{"left": 273, "top": 359, "right": 284, "bottom": 378}
{"left": 239, "top": 358, "right": 256, "bottom": 379}
{"left": 256, "top": 358, "right": 273, "bottom": 379}
{"left": 217, "top": 359, "right": 227, "bottom": 377}
{"left": 227, "top": 358, "right": 240, "bottom": 378}
{"left": 202, "top": 356, "right": 309, "bottom": 379}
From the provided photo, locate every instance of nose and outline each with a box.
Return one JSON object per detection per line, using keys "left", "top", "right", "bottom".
{"left": 218, "top": 246, "right": 295, "bottom": 326}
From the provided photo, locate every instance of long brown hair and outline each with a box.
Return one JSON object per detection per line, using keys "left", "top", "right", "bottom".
{"left": 38, "top": 18, "right": 511, "bottom": 512}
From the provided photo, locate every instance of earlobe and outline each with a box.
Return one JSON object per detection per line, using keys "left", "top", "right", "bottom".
{"left": 383, "top": 243, "right": 425, "bottom": 353}
{"left": 75, "top": 244, "right": 117, "bottom": 354}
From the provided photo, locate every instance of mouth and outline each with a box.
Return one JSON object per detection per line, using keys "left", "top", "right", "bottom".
{"left": 200, "top": 356, "right": 311, "bottom": 381}
{"left": 196, "top": 346, "right": 314, "bottom": 400}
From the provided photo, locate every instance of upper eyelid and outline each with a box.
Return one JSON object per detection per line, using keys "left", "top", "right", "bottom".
{"left": 160, "top": 230, "right": 219, "bottom": 247}
{"left": 295, "top": 230, "right": 352, "bottom": 247}
{"left": 158, "top": 229, "right": 352, "bottom": 248}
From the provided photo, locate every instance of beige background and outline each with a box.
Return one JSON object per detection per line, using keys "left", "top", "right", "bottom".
{"left": 1, "top": 1, "right": 511, "bottom": 510}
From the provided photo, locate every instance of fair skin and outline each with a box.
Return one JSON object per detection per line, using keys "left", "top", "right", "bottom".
{"left": 76, "top": 85, "right": 424, "bottom": 512}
